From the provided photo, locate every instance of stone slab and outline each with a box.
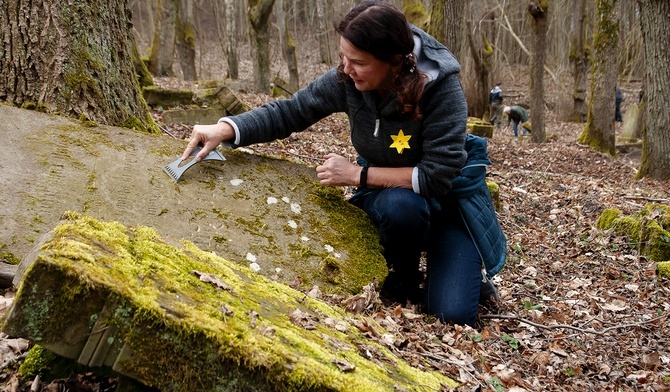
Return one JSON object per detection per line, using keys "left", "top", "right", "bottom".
{"left": 0, "top": 105, "right": 386, "bottom": 293}
{"left": 2, "top": 214, "right": 456, "bottom": 391}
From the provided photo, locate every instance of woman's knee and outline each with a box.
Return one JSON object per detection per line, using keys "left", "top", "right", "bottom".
{"left": 372, "top": 189, "right": 430, "bottom": 232}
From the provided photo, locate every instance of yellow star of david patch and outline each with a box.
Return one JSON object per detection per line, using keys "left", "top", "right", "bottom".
{"left": 389, "top": 130, "right": 411, "bottom": 154}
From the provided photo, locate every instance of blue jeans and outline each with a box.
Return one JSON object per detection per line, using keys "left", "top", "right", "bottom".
{"left": 349, "top": 188, "right": 482, "bottom": 326}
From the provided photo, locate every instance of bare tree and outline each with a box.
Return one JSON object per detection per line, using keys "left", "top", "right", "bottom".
{"left": 465, "top": 15, "right": 493, "bottom": 118}
{"left": 277, "top": 0, "right": 299, "bottom": 89}
{"left": 444, "top": 0, "right": 466, "bottom": 61}
{"left": 528, "top": 0, "right": 549, "bottom": 143}
{"left": 403, "top": 0, "right": 428, "bottom": 28}
{"left": 427, "top": 0, "right": 446, "bottom": 44}
{"left": 578, "top": 0, "right": 619, "bottom": 156}
{"left": 224, "top": 0, "right": 240, "bottom": 79}
{"left": 248, "top": 0, "right": 277, "bottom": 92}
{"left": 0, "top": 0, "right": 155, "bottom": 132}
{"left": 635, "top": 0, "right": 670, "bottom": 180}
{"left": 149, "top": 0, "right": 178, "bottom": 76}
{"left": 568, "top": 0, "right": 588, "bottom": 122}
{"left": 176, "top": 0, "right": 197, "bottom": 81}
{"left": 316, "top": 0, "right": 334, "bottom": 65}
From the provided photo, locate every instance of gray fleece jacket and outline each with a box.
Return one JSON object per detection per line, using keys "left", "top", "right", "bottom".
{"left": 223, "top": 26, "right": 467, "bottom": 199}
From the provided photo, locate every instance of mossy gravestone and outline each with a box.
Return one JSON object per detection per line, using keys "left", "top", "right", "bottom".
{"left": 2, "top": 213, "right": 456, "bottom": 391}
{"left": 0, "top": 104, "right": 386, "bottom": 294}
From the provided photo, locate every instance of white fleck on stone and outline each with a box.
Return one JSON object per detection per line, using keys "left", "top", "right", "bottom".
{"left": 324, "top": 244, "right": 334, "bottom": 253}
{"left": 275, "top": 268, "right": 282, "bottom": 274}
{"left": 287, "top": 220, "right": 298, "bottom": 229}
{"left": 334, "top": 253, "right": 341, "bottom": 259}
{"left": 301, "top": 236, "right": 310, "bottom": 242}
{"left": 282, "top": 197, "right": 290, "bottom": 203}
{"left": 246, "top": 253, "right": 257, "bottom": 262}
{"left": 230, "top": 179, "right": 244, "bottom": 186}
{"left": 249, "top": 262, "right": 261, "bottom": 272}
{"left": 267, "top": 197, "right": 278, "bottom": 204}
{"left": 290, "top": 203, "right": 301, "bottom": 214}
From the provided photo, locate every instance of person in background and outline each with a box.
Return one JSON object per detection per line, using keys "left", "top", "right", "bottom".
{"left": 182, "top": 0, "right": 506, "bottom": 326}
{"left": 615, "top": 86, "right": 623, "bottom": 122}
{"left": 503, "top": 105, "right": 529, "bottom": 137}
{"left": 489, "top": 82, "right": 504, "bottom": 128}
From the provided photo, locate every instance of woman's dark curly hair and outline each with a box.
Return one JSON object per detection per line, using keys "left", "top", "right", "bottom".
{"left": 336, "top": 0, "right": 425, "bottom": 119}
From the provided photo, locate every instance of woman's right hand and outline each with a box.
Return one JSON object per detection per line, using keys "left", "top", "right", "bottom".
{"left": 181, "top": 122, "right": 234, "bottom": 162}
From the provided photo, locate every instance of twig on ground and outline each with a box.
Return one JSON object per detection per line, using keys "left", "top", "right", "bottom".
{"left": 481, "top": 313, "right": 668, "bottom": 335}
{"left": 624, "top": 195, "right": 669, "bottom": 203}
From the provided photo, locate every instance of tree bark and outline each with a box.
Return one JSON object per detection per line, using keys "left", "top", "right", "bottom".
{"left": 149, "top": 0, "right": 178, "bottom": 77}
{"left": 569, "top": 0, "right": 588, "bottom": 123}
{"left": 579, "top": 0, "right": 619, "bottom": 156}
{"left": 528, "top": 0, "right": 548, "bottom": 143}
{"left": 316, "top": 0, "right": 333, "bottom": 66}
{"left": 402, "top": 0, "right": 429, "bottom": 29}
{"left": 248, "top": 0, "right": 276, "bottom": 92}
{"left": 444, "top": 1, "right": 465, "bottom": 60}
{"left": 427, "top": 0, "right": 446, "bottom": 45}
{"left": 176, "top": 0, "right": 197, "bottom": 81}
{"left": 635, "top": 0, "right": 670, "bottom": 180}
{"left": 277, "top": 0, "right": 299, "bottom": 90}
{"left": 465, "top": 19, "right": 491, "bottom": 118}
{"left": 224, "top": 0, "right": 239, "bottom": 79}
{"left": 0, "top": 0, "right": 155, "bottom": 132}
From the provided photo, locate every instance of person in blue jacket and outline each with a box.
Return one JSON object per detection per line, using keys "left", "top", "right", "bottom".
{"left": 182, "top": 0, "right": 506, "bottom": 326}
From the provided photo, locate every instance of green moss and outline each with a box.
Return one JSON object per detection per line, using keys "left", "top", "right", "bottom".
{"left": 658, "top": 261, "right": 670, "bottom": 278}
{"left": 18, "top": 345, "right": 95, "bottom": 384}
{"left": 597, "top": 204, "right": 670, "bottom": 262}
{"left": 0, "top": 243, "right": 20, "bottom": 265}
{"left": 487, "top": 181, "right": 502, "bottom": 212}
{"left": 4, "top": 213, "right": 455, "bottom": 391}
{"left": 308, "top": 185, "right": 387, "bottom": 293}
{"left": 596, "top": 208, "right": 622, "bottom": 230}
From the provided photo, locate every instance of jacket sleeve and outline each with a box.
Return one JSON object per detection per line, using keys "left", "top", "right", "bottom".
{"left": 414, "top": 73, "right": 468, "bottom": 198}
{"left": 227, "top": 69, "right": 347, "bottom": 147}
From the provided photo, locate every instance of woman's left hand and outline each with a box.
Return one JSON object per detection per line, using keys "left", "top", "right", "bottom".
{"left": 316, "top": 153, "right": 360, "bottom": 186}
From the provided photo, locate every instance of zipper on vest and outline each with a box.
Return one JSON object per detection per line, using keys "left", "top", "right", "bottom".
{"left": 374, "top": 117, "right": 380, "bottom": 137}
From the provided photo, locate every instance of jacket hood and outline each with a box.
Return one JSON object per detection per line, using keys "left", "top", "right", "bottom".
{"left": 410, "top": 25, "right": 461, "bottom": 84}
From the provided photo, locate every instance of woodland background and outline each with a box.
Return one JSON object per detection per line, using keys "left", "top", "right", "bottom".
{"left": 0, "top": 0, "right": 669, "bottom": 391}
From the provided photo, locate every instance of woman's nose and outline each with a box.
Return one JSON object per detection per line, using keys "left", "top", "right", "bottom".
{"left": 342, "top": 58, "right": 352, "bottom": 75}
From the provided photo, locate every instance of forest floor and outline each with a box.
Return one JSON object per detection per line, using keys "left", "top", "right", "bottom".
{"left": 153, "top": 74, "right": 670, "bottom": 391}
{"left": 1, "top": 71, "right": 669, "bottom": 391}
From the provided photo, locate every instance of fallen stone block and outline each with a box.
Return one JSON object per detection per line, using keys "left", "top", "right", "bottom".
{"left": 1, "top": 104, "right": 386, "bottom": 295}
{"left": 2, "top": 213, "right": 456, "bottom": 391}
{"left": 142, "top": 86, "right": 194, "bottom": 109}
{"left": 161, "top": 107, "right": 225, "bottom": 125}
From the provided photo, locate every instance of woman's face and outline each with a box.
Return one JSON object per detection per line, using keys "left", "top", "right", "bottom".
{"left": 340, "top": 37, "right": 396, "bottom": 94}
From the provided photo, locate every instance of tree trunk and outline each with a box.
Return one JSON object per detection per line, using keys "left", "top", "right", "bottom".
{"left": 528, "top": 0, "right": 548, "bottom": 143}
{"left": 465, "top": 19, "right": 491, "bottom": 118}
{"left": 569, "top": 0, "right": 588, "bottom": 123}
{"left": 579, "top": 0, "right": 619, "bottom": 156}
{"left": 224, "top": 0, "right": 239, "bottom": 79}
{"left": 277, "top": 0, "right": 299, "bottom": 90}
{"left": 635, "top": 0, "right": 670, "bottom": 180}
{"left": 316, "top": 0, "right": 333, "bottom": 65}
{"left": 444, "top": 0, "right": 465, "bottom": 61}
{"left": 248, "top": 0, "right": 276, "bottom": 93}
{"left": 427, "top": 0, "right": 446, "bottom": 45}
{"left": 402, "top": 0, "right": 429, "bottom": 29}
{"left": 176, "top": 0, "right": 197, "bottom": 81}
{"left": 0, "top": 0, "right": 155, "bottom": 132}
{"left": 149, "top": 0, "right": 178, "bottom": 77}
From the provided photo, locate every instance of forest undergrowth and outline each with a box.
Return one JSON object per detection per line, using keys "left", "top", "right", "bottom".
{"left": 151, "top": 74, "right": 670, "bottom": 391}
{"left": 1, "top": 70, "right": 668, "bottom": 391}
